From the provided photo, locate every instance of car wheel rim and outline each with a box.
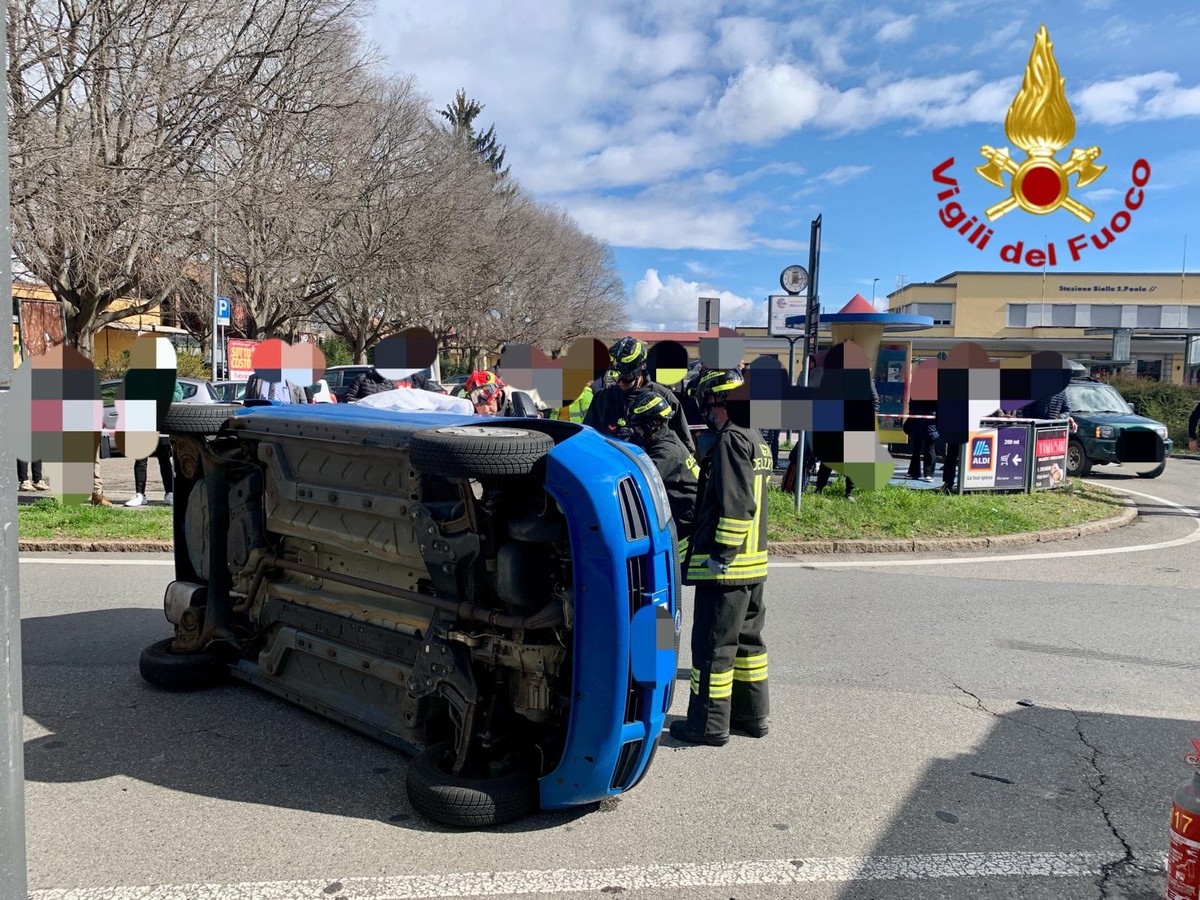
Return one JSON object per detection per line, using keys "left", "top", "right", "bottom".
{"left": 435, "top": 427, "right": 531, "bottom": 438}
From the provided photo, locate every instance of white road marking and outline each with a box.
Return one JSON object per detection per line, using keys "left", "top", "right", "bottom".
{"left": 771, "top": 482, "right": 1200, "bottom": 569}
{"left": 29, "top": 851, "right": 1124, "bottom": 900}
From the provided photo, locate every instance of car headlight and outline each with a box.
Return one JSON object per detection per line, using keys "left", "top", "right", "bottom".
{"left": 1095, "top": 425, "right": 1115, "bottom": 439}
{"left": 608, "top": 439, "right": 671, "bottom": 532}
{"left": 1155, "top": 425, "right": 1169, "bottom": 439}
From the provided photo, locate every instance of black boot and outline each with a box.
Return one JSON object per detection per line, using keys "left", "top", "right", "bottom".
{"left": 669, "top": 720, "right": 728, "bottom": 746}
{"left": 730, "top": 716, "right": 769, "bottom": 738}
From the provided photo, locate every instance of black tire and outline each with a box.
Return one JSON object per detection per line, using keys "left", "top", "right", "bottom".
{"left": 409, "top": 426, "right": 553, "bottom": 478}
{"left": 405, "top": 741, "right": 539, "bottom": 828}
{"left": 1137, "top": 462, "right": 1166, "bottom": 478}
{"left": 1066, "top": 439, "right": 1092, "bottom": 477}
{"left": 163, "top": 403, "right": 242, "bottom": 435}
{"left": 138, "top": 638, "right": 230, "bottom": 691}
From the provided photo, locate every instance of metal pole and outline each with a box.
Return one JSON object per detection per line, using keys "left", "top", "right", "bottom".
{"left": 0, "top": 4, "right": 29, "bottom": 893}
{"left": 795, "top": 215, "right": 822, "bottom": 512}
{"left": 211, "top": 183, "right": 218, "bottom": 382}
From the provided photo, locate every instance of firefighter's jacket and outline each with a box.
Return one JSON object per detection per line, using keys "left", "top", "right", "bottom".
{"left": 683, "top": 422, "right": 771, "bottom": 585}
{"left": 565, "top": 382, "right": 595, "bottom": 423}
{"left": 642, "top": 431, "right": 699, "bottom": 557}
{"left": 583, "top": 380, "right": 696, "bottom": 453}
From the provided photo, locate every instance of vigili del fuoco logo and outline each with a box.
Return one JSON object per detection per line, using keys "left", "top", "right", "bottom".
{"left": 932, "top": 25, "right": 1150, "bottom": 268}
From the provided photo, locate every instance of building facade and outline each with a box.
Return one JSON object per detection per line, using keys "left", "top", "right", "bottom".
{"left": 886, "top": 271, "right": 1200, "bottom": 383}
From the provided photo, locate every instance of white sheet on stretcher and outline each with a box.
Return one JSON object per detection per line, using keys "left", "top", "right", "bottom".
{"left": 352, "top": 388, "right": 475, "bottom": 415}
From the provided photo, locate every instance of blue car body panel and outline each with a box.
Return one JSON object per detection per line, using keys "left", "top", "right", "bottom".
{"left": 538, "top": 431, "right": 678, "bottom": 809}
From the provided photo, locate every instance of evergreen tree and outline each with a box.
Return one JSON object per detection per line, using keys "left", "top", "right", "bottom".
{"left": 439, "top": 89, "right": 510, "bottom": 178}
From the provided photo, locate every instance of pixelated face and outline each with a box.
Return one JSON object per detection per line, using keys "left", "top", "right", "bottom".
{"left": 250, "top": 339, "right": 326, "bottom": 387}
{"left": 373, "top": 328, "right": 436, "bottom": 382}
{"left": 470, "top": 384, "right": 501, "bottom": 415}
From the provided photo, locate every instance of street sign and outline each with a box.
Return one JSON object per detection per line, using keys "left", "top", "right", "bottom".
{"left": 770, "top": 294, "right": 808, "bottom": 338}
{"left": 698, "top": 296, "right": 720, "bottom": 331}
{"left": 216, "top": 296, "right": 231, "bottom": 327}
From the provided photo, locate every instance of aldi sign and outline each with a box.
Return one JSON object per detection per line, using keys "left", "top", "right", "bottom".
{"left": 963, "top": 430, "right": 998, "bottom": 489}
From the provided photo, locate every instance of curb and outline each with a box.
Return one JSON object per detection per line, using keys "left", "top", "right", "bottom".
{"left": 18, "top": 539, "right": 174, "bottom": 553}
{"left": 768, "top": 500, "right": 1137, "bottom": 556}
{"left": 16, "top": 499, "right": 1140, "bottom": 556}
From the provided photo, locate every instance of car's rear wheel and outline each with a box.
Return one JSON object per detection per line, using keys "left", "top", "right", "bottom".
{"left": 138, "top": 638, "right": 230, "bottom": 691}
{"left": 1066, "top": 439, "right": 1092, "bottom": 477}
{"left": 409, "top": 426, "right": 553, "bottom": 479}
{"left": 1136, "top": 462, "right": 1166, "bottom": 478}
{"left": 163, "top": 403, "right": 242, "bottom": 435}
{"left": 405, "top": 741, "right": 539, "bottom": 828}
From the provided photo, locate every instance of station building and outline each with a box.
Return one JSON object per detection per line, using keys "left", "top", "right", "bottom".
{"left": 884, "top": 271, "right": 1200, "bottom": 384}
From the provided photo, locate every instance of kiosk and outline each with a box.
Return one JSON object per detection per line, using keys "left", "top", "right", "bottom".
{"left": 818, "top": 295, "right": 933, "bottom": 444}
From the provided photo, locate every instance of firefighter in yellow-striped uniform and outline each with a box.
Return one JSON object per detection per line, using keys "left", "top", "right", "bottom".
{"left": 619, "top": 390, "right": 698, "bottom": 564}
{"left": 671, "top": 367, "right": 770, "bottom": 746}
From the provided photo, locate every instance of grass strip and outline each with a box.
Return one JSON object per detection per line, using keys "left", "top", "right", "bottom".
{"left": 18, "top": 499, "right": 174, "bottom": 541}
{"left": 767, "top": 480, "right": 1124, "bottom": 542}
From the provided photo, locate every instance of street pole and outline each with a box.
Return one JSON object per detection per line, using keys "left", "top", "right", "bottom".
{"left": 211, "top": 183, "right": 218, "bottom": 381}
{"left": 794, "top": 214, "right": 822, "bottom": 513}
{"left": 0, "top": 6, "right": 29, "bottom": 896}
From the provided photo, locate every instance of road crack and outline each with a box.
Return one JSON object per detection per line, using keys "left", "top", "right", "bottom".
{"left": 1070, "top": 711, "right": 1159, "bottom": 899}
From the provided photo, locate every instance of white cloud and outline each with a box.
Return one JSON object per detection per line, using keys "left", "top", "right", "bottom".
{"left": 1082, "top": 188, "right": 1121, "bottom": 203}
{"left": 629, "top": 269, "right": 764, "bottom": 331}
{"left": 820, "top": 73, "right": 1018, "bottom": 132}
{"left": 566, "top": 194, "right": 756, "bottom": 251}
{"left": 1074, "top": 72, "right": 1198, "bottom": 124}
{"left": 970, "top": 21, "right": 1024, "bottom": 56}
{"left": 713, "top": 16, "right": 777, "bottom": 67}
{"left": 702, "top": 63, "right": 829, "bottom": 142}
{"left": 819, "top": 164, "right": 871, "bottom": 186}
{"left": 875, "top": 14, "right": 917, "bottom": 44}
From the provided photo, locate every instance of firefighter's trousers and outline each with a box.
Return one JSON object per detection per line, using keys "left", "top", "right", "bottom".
{"left": 686, "top": 581, "right": 768, "bottom": 737}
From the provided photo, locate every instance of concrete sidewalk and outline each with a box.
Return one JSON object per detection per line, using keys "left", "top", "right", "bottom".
{"left": 16, "top": 455, "right": 172, "bottom": 507}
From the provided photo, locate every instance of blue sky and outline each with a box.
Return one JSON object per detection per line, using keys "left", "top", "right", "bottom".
{"left": 368, "top": 1, "right": 1200, "bottom": 331}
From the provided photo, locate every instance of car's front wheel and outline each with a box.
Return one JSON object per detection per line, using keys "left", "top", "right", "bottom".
{"left": 1066, "top": 439, "right": 1092, "bottom": 477}
{"left": 405, "top": 741, "right": 539, "bottom": 828}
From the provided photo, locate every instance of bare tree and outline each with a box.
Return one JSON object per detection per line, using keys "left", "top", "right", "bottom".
{"left": 8, "top": 0, "right": 367, "bottom": 357}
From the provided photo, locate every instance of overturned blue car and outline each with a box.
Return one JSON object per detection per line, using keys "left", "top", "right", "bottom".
{"left": 142, "top": 403, "right": 679, "bottom": 827}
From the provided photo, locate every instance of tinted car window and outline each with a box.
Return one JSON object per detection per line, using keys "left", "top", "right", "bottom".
{"left": 180, "top": 382, "right": 198, "bottom": 399}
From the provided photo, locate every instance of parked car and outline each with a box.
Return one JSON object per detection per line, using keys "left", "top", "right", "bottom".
{"left": 142, "top": 404, "right": 679, "bottom": 827}
{"left": 324, "top": 365, "right": 445, "bottom": 402}
{"left": 100, "top": 377, "right": 219, "bottom": 458}
{"left": 1064, "top": 377, "right": 1171, "bottom": 477}
{"left": 212, "top": 380, "right": 247, "bottom": 404}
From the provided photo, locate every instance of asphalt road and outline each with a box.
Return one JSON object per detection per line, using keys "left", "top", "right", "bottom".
{"left": 15, "top": 458, "right": 1200, "bottom": 899}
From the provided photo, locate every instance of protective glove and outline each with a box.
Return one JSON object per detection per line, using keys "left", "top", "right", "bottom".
{"left": 704, "top": 557, "right": 729, "bottom": 575}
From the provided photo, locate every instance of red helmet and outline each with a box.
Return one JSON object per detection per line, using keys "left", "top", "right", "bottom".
{"left": 464, "top": 370, "right": 503, "bottom": 392}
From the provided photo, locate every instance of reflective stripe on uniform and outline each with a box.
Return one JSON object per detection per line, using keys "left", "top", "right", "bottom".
{"left": 691, "top": 667, "right": 733, "bottom": 698}
{"left": 733, "top": 652, "right": 768, "bottom": 682}
{"left": 715, "top": 515, "right": 751, "bottom": 545}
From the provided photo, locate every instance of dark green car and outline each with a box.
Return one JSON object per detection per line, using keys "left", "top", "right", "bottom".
{"left": 1064, "top": 379, "right": 1171, "bottom": 478}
